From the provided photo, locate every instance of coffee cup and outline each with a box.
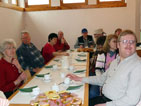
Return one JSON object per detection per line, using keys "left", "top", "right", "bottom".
{"left": 52, "top": 83, "right": 59, "bottom": 92}
{"left": 32, "top": 87, "right": 40, "bottom": 96}
{"left": 64, "top": 77, "right": 70, "bottom": 85}
{"left": 53, "top": 65, "right": 58, "bottom": 70}
{"left": 60, "top": 72, "right": 65, "bottom": 78}
{"left": 44, "top": 74, "right": 50, "bottom": 81}
{"left": 69, "top": 66, "right": 74, "bottom": 71}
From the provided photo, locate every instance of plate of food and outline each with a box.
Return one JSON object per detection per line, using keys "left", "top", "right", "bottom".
{"left": 30, "top": 90, "right": 82, "bottom": 106}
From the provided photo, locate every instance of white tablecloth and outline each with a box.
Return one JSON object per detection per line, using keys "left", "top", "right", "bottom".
{"left": 10, "top": 63, "right": 87, "bottom": 104}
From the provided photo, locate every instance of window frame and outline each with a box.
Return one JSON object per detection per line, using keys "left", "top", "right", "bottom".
{"left": 0, "top": 0, "right": 126, "bottom": 11}
{"left": 0, "top": 0, "right": 23, "bottom": 11}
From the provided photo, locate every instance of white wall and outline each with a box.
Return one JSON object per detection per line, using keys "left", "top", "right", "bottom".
{"left": 0, "top": 7, "right": 24, "bottom": 46}
{"left": 135, "top": 0, "right": 140, "bottom": 42}
{"left": 25, "top": 0, "right": 139, "bottom": 50}
{"left": 140, "top": 0, "right": 141, "bottom": 30}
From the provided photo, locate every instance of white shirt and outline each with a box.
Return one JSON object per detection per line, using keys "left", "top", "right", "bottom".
{"left": 82, "top": 53, "right": 141, "bottom": 106}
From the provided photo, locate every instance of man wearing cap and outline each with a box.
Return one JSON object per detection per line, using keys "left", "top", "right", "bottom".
{"left": 74, "top": 28, "right": 95, "bottom": 48}
{"left": 94, "top": 28, "right": 105, "bottom": 43}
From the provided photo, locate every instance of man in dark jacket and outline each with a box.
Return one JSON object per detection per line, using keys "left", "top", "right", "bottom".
{"left": 74, "top": 28, "right": 95, "bottom": 48}
{"left": 16, "top": 31, "right": 44, "bottom": 76}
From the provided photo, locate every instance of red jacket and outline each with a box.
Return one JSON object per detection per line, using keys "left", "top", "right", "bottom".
{"left": 0, "top": 58, "right": 21, "bottom": 92}
{"left": 54, "top": 39, "right": 70, "bottom": 51}
{"left": 42, "top": 43, "right": 56, "bottom": 64}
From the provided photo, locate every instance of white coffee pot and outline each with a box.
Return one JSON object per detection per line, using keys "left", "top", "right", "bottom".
{"left": 61, "top": 56, "right": 69, "bottom": 69}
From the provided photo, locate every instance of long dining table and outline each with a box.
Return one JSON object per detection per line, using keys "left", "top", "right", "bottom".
{"left": 8, "top": 46, "right": 141, "bottom": 106}
{"left": 9, "top": 50, "right": 90, "bottom": 106}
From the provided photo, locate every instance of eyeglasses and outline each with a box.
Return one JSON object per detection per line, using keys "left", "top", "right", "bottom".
{"left": 119, "top": 40, "right": 135, "bottom": 45}
{"left": 5, "top": 47, "right": 16, "bottom": 50}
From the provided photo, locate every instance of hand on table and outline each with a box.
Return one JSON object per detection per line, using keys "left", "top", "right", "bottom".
{"left": 61, "top": 52, "right": 69, "bottom": 56}
{"left": 66, "top": 73, "right": 83, "bottom": 82}
{"left": 80, "top": 45, "right": 83, "bottom": 48}
{"left": 33, "top": 68, "right": 40, "bottom": 72}
{"left": 14, "top": 72, "right": 27, "bottom": 85}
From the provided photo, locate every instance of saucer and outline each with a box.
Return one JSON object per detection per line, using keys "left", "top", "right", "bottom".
{"left": 43, "top": 78, "right": 51, "bottom": 82}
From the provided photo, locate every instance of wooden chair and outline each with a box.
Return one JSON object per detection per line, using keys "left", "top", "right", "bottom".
{"left": 24, "top": 70, "right": 32, "bottom": 82}
{"left": 137, "top": 50, "right": 141, "bottom": 57}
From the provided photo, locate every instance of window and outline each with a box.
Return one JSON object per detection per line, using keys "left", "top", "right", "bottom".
{"left": 11, "top": 0, "right": 16, "bottom": 4}
{"left": 99, "top": 0, "right": 121, "bottom": 1}
{"left": 98, "top": 0, "right": 124, "bottom": 3}
{"left": 2, "top": 0, "right": 8, "bottom": 3}
{"left": 61, "top": 0, "right": 87, "bottom": 7}
{"left": 1, "top": 0, "right": 17, "bottom": 5}
{"left": 63, "top": 0, "right": 85, "bottom": 4}
{"left": 98, "top": 0, "right": 125, "bottom": 5}
{"left": 28, "top": 0, "right": 49, "bottom": 5}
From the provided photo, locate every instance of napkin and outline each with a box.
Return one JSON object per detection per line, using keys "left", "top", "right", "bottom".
{"left": 75, "top": 59, "right": 86, "bottom": 62}
{"left": 66, "top": 85, "right": 83, "bottom": 90}
{"left": 78, "top": 54, "right": 86, "bottom": 57}
{"left": 73, "top": 70, "right": 86, "bottom": 73}
{"left": 70, "top": 49, "right": 74, "bottom": 52}
{"left": 35, "top": 73, "right": 50, "bottom": 77}
{"left": 19, "top": 86, "right": 38, "bottom": 92}
{"left": 44, "top": 65, "right": 53, "bottom": 68}
{"left": 54, "top": 59, "right": 60, "bottom": 62}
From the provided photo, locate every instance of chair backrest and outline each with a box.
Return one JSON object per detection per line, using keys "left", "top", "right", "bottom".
{"left": 24, "top": 70, "right": 31, "bottom": 82}
{"left": 137, "top": 50, "right": 141, "bottom": 57}
{"left": 41, "top": 47, "right": 43, "bottom": 54}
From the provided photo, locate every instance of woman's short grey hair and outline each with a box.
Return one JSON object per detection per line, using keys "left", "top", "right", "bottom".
{"left": 0, "top": 39, "right": 16, "bottom": 58}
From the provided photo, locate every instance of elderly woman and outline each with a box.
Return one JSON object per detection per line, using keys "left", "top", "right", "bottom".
{"left": 0, "top": 39, "right": 27, "bottom": 98}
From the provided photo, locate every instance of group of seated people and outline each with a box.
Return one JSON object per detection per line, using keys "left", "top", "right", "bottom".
{"left": 66, "top": 29, "right": 141, "bottom": 106}
{"left": 0, "top": 28, "right": 141, "bottom": 106}
{"left": 0, "top": 30, "right": 70, "bottom": 99}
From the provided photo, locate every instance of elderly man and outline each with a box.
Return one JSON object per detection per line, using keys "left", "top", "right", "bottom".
{"left": 93, "top": 28, "right": 105, "bottom": 43}
{"left": 67, "top": 30, "right": 141, "bottom": 106}
{"left": 74, "top": 28, "right": 95, "bottom": 48}
{"left": 54, "top": 31, "right": 70, "bottom": 51}
{"left": 16, "top": 31, "right": 44, "bottom": 76}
